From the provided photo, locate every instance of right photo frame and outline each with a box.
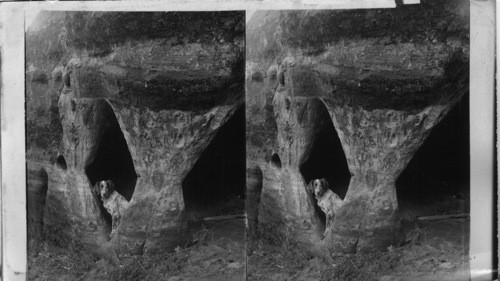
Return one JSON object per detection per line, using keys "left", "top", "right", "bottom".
{"left": 245, "top": 1, "right": 488, "bottom": 280}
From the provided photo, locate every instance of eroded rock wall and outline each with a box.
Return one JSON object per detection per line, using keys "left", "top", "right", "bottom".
{"left": 247, "top": 1, "right": 468, "bottom": 254}
{"left": 26, "top": 11, "right": 244, "bottom": 256}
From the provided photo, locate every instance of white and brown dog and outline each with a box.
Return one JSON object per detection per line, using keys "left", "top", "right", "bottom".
{"left": 93, "top": 180, "right": 129, "bottom": 237}
{"left": 307, "top": 178, "right": 342, "bottom": 227}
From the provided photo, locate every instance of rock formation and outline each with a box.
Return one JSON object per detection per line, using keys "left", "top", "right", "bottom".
{"left": 26, "top": 11, "right": 244, "bottom": 256}
{"left": 246, "top": 1, "right": 469, "bottom": 255}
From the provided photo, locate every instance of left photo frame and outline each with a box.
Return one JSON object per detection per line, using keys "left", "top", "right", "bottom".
{"left": 22, "top": 8, "right": 245, "bottom": 281}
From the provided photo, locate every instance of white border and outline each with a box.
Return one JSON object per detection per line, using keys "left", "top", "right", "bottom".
{"left": 470, "top": 0, "right": 496, "bottom": 280}
{"left": 0, "top": 1, "right": 495, "bottom": 280}
{"left": 1, "top": 4, "right": 26, "bottom": 281}
{"left": 21, "top": 0, "right": 395, "bottom": 12}
{"left": 497, "top": 0, "right": 500, "bottom": 275}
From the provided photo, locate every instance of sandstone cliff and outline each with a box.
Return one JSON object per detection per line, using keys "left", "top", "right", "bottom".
{"left": 26, "top": 11, "right": 245, "bottom": 256}
{"left": 246, "top": 1, "right": 469, "bottom": 254}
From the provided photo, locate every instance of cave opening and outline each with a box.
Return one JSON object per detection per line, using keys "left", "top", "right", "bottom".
{"left": 396, "top": 93, "right": 470, "bottom": 219}
{"left": 182, "top": 106, "right": 246, "bottom": 221}
{"left": 84, "top": 102, "right": 137, "bottom": 235}
{"left": 299, "top": 101, "right": 351, "bottom": 231}
{"left": 270, "top": 153, "right": 282, "bottom": 169}
{"left": 56, "top": 155, "right": 67, "bottom": 171}
{"left": 85, "top": 104, "right": 137, "bottom": 202}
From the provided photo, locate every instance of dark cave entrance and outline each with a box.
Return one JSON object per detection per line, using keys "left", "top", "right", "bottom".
{"left": 270, "top": 153, "right": 282, "bottom": 169}
{"left": 299, "top": 101, "right": 351, "bottom": 231}
{"left": 56, "top": 155, "right": 67, "bottom": 171}
{"left": 85, "top": 106, "right": 137, "bottom": 202}
{"left": 84, "top": 102, "right": 137, "bottom": 233}
{"left": 182, "top": 106, "right": 246, "bottom": 221}
{"left": 396, "top": 93, "right": 470, "bottom": 218}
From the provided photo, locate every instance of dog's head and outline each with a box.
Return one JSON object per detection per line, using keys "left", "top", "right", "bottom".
{"left": 312, "top": 178, "right": 329, "bottom": 197}
{"left": 96, "top": 180, "right": 115, "bottom": 199}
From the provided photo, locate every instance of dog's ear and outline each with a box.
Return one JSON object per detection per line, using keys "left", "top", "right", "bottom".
{"left": 320, "top": 178, "right": 329, "bottom": 190}
{"left": 306, "top": 181, "right": 313, "bottom": 193}
{"left": 92, "top": 182, "right": 100, "bottom": 196}
{"left": 106, "top": 180, "right": 115, "bottom": 193}
{"left": 317, "top": 186, "right": 325, "bottom": 197}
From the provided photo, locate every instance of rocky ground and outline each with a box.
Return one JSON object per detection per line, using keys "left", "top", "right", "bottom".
{"left": 247, "top": 194, "right": 469, "bottom": 281}
{"left": 29, "top": 197, "right": 246, "bottom": 281}
{"left": 29, "top": 218, "right": 245, "bottom": 281}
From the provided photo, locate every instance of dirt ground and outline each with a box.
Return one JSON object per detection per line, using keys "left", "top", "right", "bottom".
{"left": 28, "top": 218, "right": 246, "bottom": 281}
{"left": 29, "top": 193, "right": 469, "bottom": 281}
{"left": 247, "top": 194, "right": 470, "bottom": 281}
{"left": 247, "top": 218, "right": 469, "bottom": 281}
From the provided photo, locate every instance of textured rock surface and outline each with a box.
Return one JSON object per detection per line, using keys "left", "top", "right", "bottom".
{"left": 26, "top": 11, "right": 244, "bottom": 256}
{"left": 247, "top": 1, "right": 468, "bottom": 255}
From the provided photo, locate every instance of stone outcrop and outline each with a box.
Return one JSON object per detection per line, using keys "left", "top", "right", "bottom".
{"left": 246, "top": 1, "right": 468, "bottom": 255}
{"left": 26, "top": 11, "right": 244, "bottom": 256}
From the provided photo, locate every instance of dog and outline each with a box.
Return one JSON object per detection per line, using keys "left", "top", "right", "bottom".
{"left": 307, "top": 178, "right": 343, "bottom": 227}
{"left": 93, "top": 180, "right": 129, "bottom": 238}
